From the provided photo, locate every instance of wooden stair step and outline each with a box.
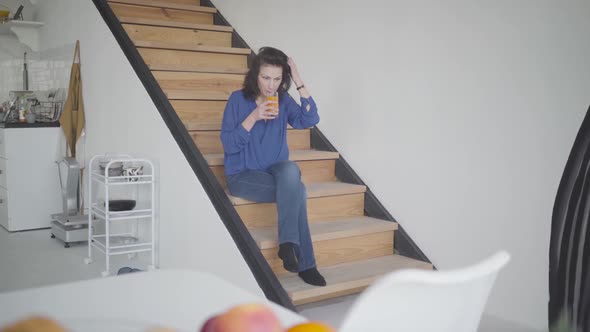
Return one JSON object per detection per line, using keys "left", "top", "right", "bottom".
{"left": 118, "top": 16, "right": 233, "bottom": 32}
{"left": 110, "top": 3, "right": 213, "bottom": 25}
{"left": 236, "top": 193, "right": 366, "bottom": 229}
{"left": 108, "top": 0, "right": 217, "bottom": 13}
{"left": 204, "top": 150, "right": 339, "bottom": 166}
{"left": 191, "top": 129, "right": 310, "bottom": 154}
{"left": 251, "top": 217, "right": 398, "bottom": 249}
{"left": 135, "top": 40, "right": 251, "bottom": 54}
{"left": 228, "top": 181, "right": 367, "bottom": 205}
{"left": 280, "top": 255, "right": 433, "bottom": 305}
{"left": 212, "top": 158, "right": 337, "bottom": 189}
{"left": 123, "top": 24, "right": 231, "bottom": 48}
{"left": 184, "top": 121, "right": 293, "bottom": 131}
{"left": 150, "top": 64, "right": 248, "bottom": 75}
{"left": 153, "top": 71, "right": 245, "bottom": 101}
{"left": 259, "top": 218, "right": 396, "bottom": 275}
{"left": 170, "top": 100, "right": 227, "bottom": 129}
{"left": 139, "top": 48, "right": 247, "bottom": 73}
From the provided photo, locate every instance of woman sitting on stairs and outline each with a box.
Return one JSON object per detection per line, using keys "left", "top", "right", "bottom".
{"left": 220, "top": 47, "right": 326, "bottom": 287}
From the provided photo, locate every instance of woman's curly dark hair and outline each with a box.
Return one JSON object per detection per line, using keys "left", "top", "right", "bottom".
{"left": 242, "top": 47, "right": 292, "bottom": 100}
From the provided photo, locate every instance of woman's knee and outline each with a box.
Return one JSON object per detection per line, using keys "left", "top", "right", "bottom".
{"left": 300, "top": 182, "right": 307, "bottom": 200}
{"left": 271, "top": 160, "right": 301, "bottom": 181}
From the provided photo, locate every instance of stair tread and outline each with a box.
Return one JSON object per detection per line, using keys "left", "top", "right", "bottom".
{"left": 135, "top": 40, "right": 251, "bottom": 54}
{"left": 150, "top": 64, "right": 248, "bottom": 75}
{"left": 108, "top": 0, "right": 217, "bottom": 13}
{"left": 251, "top": 217, "right": 398, "bottom": 250}
{"left": 118, "top": 16, "right": 233, "bottom": 32}
{"left": 279, "top": 255, "right": 433, "bottom": 305}
{"left": 205, "top": 150, "right": 340, "bottom": 166}
{"left": 164, "top": 90, "right": 231, "bottom": 101}
{"left": 228, "top": 181, "right": 367, "bottom": 205}
{"left": 184, "top": 118, "right": 286, "bottom": 130}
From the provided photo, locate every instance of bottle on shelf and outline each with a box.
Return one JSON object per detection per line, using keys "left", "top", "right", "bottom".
{"left": 18, "top": 96, "right": 26, "bottom": 123}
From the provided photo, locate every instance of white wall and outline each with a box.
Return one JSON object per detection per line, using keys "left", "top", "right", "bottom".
{"left": 32, "top": 0, "right": 261, "bottom": 294}
{"left": 211, "top": 0, "right": 590, "bottom": 330}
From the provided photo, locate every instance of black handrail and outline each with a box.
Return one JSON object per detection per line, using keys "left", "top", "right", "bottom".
{"left": 91, "top": 0, "right": 295, "bottom": 311}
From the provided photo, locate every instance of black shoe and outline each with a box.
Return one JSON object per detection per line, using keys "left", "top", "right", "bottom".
{"left": 278, "top": 242, "right": 299, "bottom": 273}
{"left": 299, "top": 267, "right": 326, "bottom": 286}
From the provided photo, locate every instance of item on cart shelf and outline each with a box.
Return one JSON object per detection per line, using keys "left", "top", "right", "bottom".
{"left": 98, "top": 160, "right": 123, "bottom": 176}
{"left": 117, "top": 267, "right": 143, "bottom": 275}
{"left": 105, "top": 199, "right": 136, "bottom": 212}
{"left": 123, "top": 164, "right": 143, "bottom": 182}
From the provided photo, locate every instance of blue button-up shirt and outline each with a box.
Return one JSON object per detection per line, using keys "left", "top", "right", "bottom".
{"left": 220, "top": 90, "right": 319, "bottom": 176}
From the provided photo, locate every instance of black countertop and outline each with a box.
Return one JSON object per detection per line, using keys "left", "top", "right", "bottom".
{"left": 0, "top": 122, "right": 60, "bottom": 128}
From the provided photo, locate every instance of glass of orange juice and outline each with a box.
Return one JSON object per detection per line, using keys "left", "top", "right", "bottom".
{"left": 266, "top": 93, "right": 279, "bottom": 117}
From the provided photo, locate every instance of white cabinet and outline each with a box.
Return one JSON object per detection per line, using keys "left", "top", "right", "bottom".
{"left": 0, "top": 126, "right": 61, "bottom": 231}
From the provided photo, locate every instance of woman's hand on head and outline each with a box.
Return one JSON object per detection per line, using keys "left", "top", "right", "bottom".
{"left": 287, "top": 57, "right": 303, "bottom": 85}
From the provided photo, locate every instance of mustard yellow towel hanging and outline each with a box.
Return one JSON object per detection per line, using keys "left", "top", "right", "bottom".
{"left": 60, "top": 40, "right": 85, "bottom": 158}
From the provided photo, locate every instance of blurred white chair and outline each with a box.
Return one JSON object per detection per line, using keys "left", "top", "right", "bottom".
{"left": 339, "top": 251, "right": 510, "bottom": 332}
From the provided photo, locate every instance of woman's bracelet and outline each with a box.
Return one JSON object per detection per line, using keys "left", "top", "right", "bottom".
{"left": 296, "top": 84, "right": 305, "bottom": 91}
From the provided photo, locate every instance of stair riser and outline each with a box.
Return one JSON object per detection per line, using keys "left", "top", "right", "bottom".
{"left": 154, "top": 72, "right": 245, "bottom": 101}
{"left": 210, "top": 159, "right": 336, "bottom": 188}
{"left": 124, "top": 24, "right": 232, "bottom": 48}
{"left": 191, "top": 129, "right": 310, "bottom": 154}
{"left": 261, "top": 231, "right": 394, "bottom": 275}
{"left": 293, "top": 285, "right": 368, "bottom": 306}
{"left": 139, "top": 0, "right": 203, "bottom": 5}
{"left": 141, "top": 49, "right": 247, "bottom": 72}
{"left": 110, "top": 3, "right": 213, "bottom": 24}
{"left": 236, "top": 193, "right": 365, "bottom": 228}
{"left": 172, "top": 100, "right": 226, "bottom": 126}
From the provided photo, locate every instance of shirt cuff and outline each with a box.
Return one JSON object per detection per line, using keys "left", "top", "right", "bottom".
{"left": 300, "top": 96, "right": 317, "bottom": 114}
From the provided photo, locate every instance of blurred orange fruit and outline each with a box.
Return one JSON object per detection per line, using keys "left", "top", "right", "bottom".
{"left": 287, "top": 322, "right": 335, "bottom": 332}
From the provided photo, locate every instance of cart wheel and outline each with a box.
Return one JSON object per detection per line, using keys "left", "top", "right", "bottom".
{"left": 51, "top": 234, "right": 55, "bottom": 238}
{"left": 101, "top": 271, "right": 110, "bottom": 277}
{"left": 64, "top": 243, "right": 70, "bottom": 248}
{"left": 83, "top": 257, "right": 93, "bottom": 264}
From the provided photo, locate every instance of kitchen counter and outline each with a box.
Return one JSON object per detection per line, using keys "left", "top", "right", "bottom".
{"left": 0, "top": 121, "right": 60, "bottom": 128}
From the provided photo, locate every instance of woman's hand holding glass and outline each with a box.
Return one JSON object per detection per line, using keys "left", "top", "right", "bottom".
{"left": 252, "top": 101, "right": 277, "bottom": 121}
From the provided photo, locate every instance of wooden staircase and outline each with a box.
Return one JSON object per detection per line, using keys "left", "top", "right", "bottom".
{"left": 105, "top": 0, "right": 432, "bottom": 307}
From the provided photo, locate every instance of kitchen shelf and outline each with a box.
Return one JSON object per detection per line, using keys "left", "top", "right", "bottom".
{"left": 90, "top": 171, "right": 153, "bottom": 185}
{"left": 91, "top": 203, "right": 153, "bottom": 221}
{"left": 91, "top": 234, "right": 153, "bottom": 255}
{"left": 0, "top": 20, "right": 44, "bottom": 51}
{"left": 92, "top": 203, "right": 152, "bottom": 220}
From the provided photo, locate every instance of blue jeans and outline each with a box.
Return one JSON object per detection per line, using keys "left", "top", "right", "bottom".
{"left": 226, "top": 160, "right": 317, "bottom": 272}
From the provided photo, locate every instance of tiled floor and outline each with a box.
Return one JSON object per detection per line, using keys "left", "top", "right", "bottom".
{"left": 0, "top": 227, "right": 538, "bottom": 331}
{"left": 0, "top": 227, "right": 135, "bottom": 293}
{"left": 0, "top": 226, "right": 357, "bottom": 329}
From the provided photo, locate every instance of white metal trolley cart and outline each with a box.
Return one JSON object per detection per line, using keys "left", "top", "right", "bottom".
{"left": 84, "top": 154, "right": 156, "bottom": 276}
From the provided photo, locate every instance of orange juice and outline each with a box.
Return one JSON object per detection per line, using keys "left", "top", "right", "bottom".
{"left": 266, "top": 94, "right": 279, "bottom": 116}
